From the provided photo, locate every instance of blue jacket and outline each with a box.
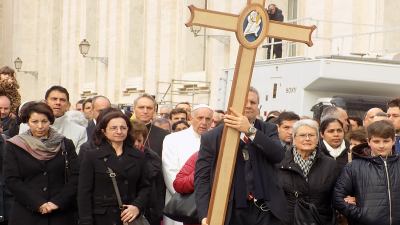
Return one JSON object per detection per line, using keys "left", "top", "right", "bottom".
{"left": 334, "top": 143, "right": 400, "bottom": 225}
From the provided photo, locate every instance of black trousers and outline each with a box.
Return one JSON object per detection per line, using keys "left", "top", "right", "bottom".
{"left": 229, "top": 201, "right": 282, "bottom": 225}
{"left": 266, "top": 38, "right": 282, "bottom": 59}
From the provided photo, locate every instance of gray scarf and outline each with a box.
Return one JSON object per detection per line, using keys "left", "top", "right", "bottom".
{"left": 8, "top": 127, "right": 65, "bottom": 160}
{"left": 293, "top": 148, "right": 317, "bottom": 177}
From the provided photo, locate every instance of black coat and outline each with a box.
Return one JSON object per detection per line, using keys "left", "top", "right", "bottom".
{"left": 144, "top": 123, "right": 168, "bottom": 225}
{"left": 319, "top": 140, "right": 350, "bottom": 176}
{"left": 143, "top": 147, "right": 164, "bottom": 225}
{"left": 145, "top": 123, "right": 169, "bottom": 158}
{"left": 78, "top": 142, "right": 151, "bottom": 225}
{"left": 0, "top": 135, "right": 13, "bottom": 222}
{"left": 195, "top": 119, "right": 288, "bottom": 225}
{"left": 86, "top": 120, "right": 96, "bottom": 141}
{"left": 268, "top": 8, "right": 284, "bottom": 22}
{"left": 278, "top": 148, "right": 338, "bottom": 225}
{"left": 334, "top": 144, "right": 400, "bottom": 225}
{"left": 3, "top": 138, "right": 79, "bottom": 225}
{"left": 78, "top": 140, "right": 95, "bottom": 160}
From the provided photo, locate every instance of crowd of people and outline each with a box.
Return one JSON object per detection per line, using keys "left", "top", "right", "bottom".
{"left": 0, "top": 64, "right": 399, "bottom": 225}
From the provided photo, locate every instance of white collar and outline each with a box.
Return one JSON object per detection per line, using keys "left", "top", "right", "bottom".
{"left": 323, "top": 139, "right": 346, "bottom": 159}
{"left": 188, "top": 126, "right": 201, "bottom": 138}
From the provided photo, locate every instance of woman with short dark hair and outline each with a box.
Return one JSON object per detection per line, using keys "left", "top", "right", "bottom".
{"left": 78, "top": 111, "right": 151, "bottom": 225}
{"left": 4, "top": 102, "right": 79, "bottom": 225}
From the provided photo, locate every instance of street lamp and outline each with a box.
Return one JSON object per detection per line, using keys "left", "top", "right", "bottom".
{"left": 79, "top": 39, "right": 108, "bottom": 65}
{"left": 190, "top": 26, "right": 201, "bottom": 37}
{"left": 79, "top": 39, "right": 90, "bottom": 57}
{"left": 13, "top": 57, "right": 38, "bottom": 78}
{"left": 189, "top": 26, "right": 230, "bottom": 45}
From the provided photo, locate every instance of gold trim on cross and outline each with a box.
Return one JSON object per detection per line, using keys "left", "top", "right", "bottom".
{"left": 185, "top": 1, "right": 316, "bottom": 225}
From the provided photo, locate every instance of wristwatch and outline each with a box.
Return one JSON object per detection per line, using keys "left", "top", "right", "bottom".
{"left": 246, "top": 125, "right": 257, "bottom": 137}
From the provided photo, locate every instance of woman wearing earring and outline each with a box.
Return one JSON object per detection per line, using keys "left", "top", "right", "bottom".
{"left": 3, "top": 102, "right": 79, "bottom": 225}
{"left": 78, "top": 111, "right": 151, "bottom": 225}
{"left": 278, "top": 119, "right": 338, "bottom": 225}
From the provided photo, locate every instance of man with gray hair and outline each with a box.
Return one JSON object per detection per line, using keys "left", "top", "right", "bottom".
{"left": 134, "top": 93, "right": 169, "bottom": 156}
{"left": 320, "top": 106, "right": 350, "bottom": 133}
{"left": 195, "top": 87, "right": 287, "bottom": 225}
{"left": 162, "top": 104, "right": 213, "bottom": 225}
{"left": 133, "top": 93, "right": 169, "bottom": 225}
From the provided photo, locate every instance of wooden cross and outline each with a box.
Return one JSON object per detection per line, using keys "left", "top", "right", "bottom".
{"left": 186, "top": 1, "right": 316, "bottom": 225}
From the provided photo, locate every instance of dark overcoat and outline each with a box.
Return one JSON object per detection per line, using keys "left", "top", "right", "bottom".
{"left": 194, "top": 120, "right": 288, "bottom": 225}
{"left": 278, "top": 148, "right": 338, "bottom": 225}
{"left": 319, "top": 140, "right": 350, "bottom": 175}
{"left": 3, "top": 138, "right": 79, "bottom": 225}
{"left": 334, "top": 144, "right": 400, "bottom": 225}
{"left": 86, "top": 120, "right": 96, "bottom": 141}
{"left": 0, "top": 135, "right": 13, "bottom": 222}
{"left": 78, "top": 142, "right": 151, "bottom": 225}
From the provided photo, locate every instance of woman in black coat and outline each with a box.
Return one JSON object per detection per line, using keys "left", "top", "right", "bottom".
{"left": 3, "top": 102, "right": 79, "bottom": 225}
{"left": 278, "top": 119, "right": 338, "bottom": 225}
{"left": 78, "top": 110, "right": 151, "bottom": 225}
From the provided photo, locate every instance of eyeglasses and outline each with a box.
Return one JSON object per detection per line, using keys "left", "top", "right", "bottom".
{"left": 108, "top": 126, "right": 128, "bottom": 132}
{"left": 296, "top": 133, "right": 317, "bottom": 139}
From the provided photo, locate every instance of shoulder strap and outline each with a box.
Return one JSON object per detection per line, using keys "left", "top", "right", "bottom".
{"left": 61, "top": 138, "right": 69, "bottom": 183}
{"left": 103, "top": 157, "right": 124, "bottom": 209}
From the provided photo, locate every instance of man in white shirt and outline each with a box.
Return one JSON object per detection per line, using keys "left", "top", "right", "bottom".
{"left": 44, "top": 86, "right": 87, "bottom": 153}
{"left": 162, "top": 104, "right": 213, "bottom": 225}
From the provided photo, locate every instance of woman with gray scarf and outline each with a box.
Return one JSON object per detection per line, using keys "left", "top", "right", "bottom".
{"left": 3, "top": 102, "right": 79, "bottom": 225}
{"left": 278, "top": 119, "right": 338, "bottom": 225}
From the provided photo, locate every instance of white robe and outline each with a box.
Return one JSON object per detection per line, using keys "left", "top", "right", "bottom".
{"left": 162, "top": 126, "right": 201, "bottom": 225}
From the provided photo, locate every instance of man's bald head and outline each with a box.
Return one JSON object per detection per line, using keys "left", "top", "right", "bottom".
{"left": 92, "top": 96, "right": 111, "bottom": 120}
{"left": 363, "top": 107, "right": 383, "bottom": 127}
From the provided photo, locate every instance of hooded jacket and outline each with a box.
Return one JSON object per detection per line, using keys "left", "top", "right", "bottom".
{"left": 334, "top": 143, "right": 400, "bottom": 225}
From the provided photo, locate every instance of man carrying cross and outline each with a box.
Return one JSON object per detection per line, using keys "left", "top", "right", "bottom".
{"left": 195, "top": 87, "right": 287, "bottom": 225}
{"left": 186, "top": 1, "right": 315, "bottom": 224}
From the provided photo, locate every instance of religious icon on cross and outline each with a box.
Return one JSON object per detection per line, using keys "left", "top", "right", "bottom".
{"left": 186, "top": 1, "right": 316, "bottom": 225}
{"left": 243, "top": 11, "right": 262, "bottom": 39}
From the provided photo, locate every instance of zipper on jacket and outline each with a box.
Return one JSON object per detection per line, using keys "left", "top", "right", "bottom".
{"left": 383, "top": 160, "right": 393, "bottom": 225}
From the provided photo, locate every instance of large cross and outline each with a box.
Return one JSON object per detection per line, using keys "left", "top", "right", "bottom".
{"left": 186, "top": 1, "right": 315, "bottom": 225}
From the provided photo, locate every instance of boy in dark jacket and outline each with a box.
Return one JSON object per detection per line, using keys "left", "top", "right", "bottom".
{"left": 334, "top": 120, "right": 400, "bottom": 225}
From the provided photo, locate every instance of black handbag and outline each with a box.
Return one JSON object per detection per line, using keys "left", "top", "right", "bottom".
{"left": 293, "top": 192, "right": 323, "bottom": 225}
{"left": 130, "top": 215, "right": 151, "bottom": 225}
{"left": 163, "top": 192, "right": 199, "bottom": 224}
{"left": 104, "top": 158, "right": 150, "bottom": 225}
{"left": 290, "top": 171, "right": 323, "bottom": 225}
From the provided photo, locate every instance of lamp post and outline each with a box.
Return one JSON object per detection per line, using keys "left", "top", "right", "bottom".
{"left": 13, "top": 57, "right": 38, "bottom": 78}
{"left": 79, "top": 39, "right": 108, "bottom": 65}
{"left": 189, "top": 26, "right": 230, "bottom": 45}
